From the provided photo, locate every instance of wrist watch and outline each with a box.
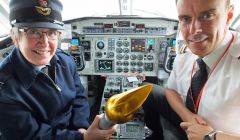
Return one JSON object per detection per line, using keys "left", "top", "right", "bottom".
{"left": 203, "top": 130, "right": 218, "bottom": 140}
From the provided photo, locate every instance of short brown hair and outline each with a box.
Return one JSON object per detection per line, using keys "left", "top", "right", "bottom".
{"left": 175, "top": 0, "right": 230, "bottom": 7}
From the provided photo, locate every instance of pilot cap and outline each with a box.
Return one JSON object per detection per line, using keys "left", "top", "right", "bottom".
{"left": 9, "top": 0, "right": 64, "bottom": 30}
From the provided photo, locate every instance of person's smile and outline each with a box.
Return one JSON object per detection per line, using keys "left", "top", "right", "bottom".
{"left": 32, "top": 49, "right": 51, "bottom": 56}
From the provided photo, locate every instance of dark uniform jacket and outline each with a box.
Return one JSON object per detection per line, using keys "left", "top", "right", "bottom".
{"left": 0, "top": 47, "right": 90, "bottom": 140}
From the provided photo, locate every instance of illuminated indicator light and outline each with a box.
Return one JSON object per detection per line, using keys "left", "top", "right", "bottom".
{"left": 148, "top": 39, "right": 155, "bottom": 45}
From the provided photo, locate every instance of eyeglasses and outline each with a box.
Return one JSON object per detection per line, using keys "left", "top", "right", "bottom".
{"left": 19, "top": 28, "right": 61, "bottom": 40}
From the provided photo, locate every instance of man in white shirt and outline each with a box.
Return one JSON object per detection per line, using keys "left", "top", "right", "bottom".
{"left": 166, "top": 0, "right": 240, "bottom": 140}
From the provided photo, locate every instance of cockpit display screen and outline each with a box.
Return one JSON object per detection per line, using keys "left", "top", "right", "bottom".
{"left": 71, "top": 38, "right": 79, "bottom": 45}
{"left": 172, "top": 39, "right": 176, "bottom": 47}
{"left": 71, "top": 38, "right": 80, "bottom": 51}
{"left": 72, "top": 54, "right": 81, "bottom": 67}
{"left": 131, "top": 39, "right": 146, "bottom": 52}
{"left": 125, "top": 124, "right": 139, "bottom": 132}
{"left": 98, "top": 60, "right": 113, "bottom": 72}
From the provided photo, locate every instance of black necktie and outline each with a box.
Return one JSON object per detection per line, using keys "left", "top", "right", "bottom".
{"left": 41, "top": 65, "right": 55, "bottom": 81}
{"left": 41, "top": 66, "right": 49, "bottom": 76}
{"left": 186, "top": 58, "right": 208, "bottom": 113}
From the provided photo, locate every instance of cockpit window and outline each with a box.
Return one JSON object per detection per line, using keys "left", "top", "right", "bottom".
{"left": 0, "top": 0, "right": 240, "bottom": 37}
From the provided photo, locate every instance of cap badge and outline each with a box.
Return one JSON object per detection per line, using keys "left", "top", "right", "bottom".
{"left": 35, "top": 0, "right": 52, "bottom": 16}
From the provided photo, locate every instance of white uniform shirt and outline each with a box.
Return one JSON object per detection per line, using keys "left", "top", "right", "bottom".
{"left": 167, "top": 30, "right": 240, "bottom": 134}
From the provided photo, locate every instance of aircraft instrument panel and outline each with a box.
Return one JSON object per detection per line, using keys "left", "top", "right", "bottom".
{"left": 64, "top": 17, "right": 178, "bottom": 77}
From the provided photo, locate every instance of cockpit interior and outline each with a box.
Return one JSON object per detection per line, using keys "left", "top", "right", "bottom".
{"left": 1, "top": 0, "right": 240, "bottom": 140}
